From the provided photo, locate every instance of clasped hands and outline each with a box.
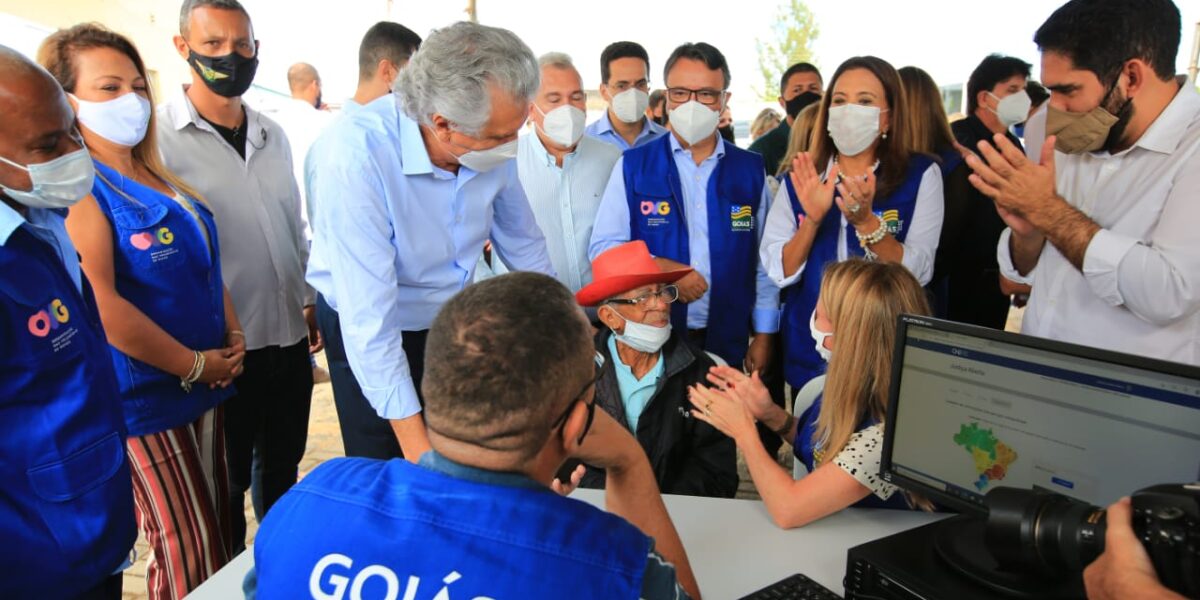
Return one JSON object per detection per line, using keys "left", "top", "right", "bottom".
{"left": 961, "top": 134, "right": 1062, "bottom": 238}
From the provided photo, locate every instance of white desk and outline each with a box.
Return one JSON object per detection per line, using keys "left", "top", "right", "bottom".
{"left": 189, "top": 488, "right": 946, "bottom": 599}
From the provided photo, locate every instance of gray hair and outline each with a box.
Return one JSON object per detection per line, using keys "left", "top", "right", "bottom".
{"left": 179, "top": 0, "right": 251, "bottom": 36}
{"left": 538, "top": 52, "right": 574, "bottom": 70}
{"left": 396, "top": 21, "right": 539, "bottom": 136}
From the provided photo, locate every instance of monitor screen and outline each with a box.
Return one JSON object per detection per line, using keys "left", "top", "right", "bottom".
{"left": 880, "top": 315, "right": 1200, "bottom": 515}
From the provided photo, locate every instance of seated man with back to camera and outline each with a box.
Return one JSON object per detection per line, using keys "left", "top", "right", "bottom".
{"left": 574, "top": 241, "right": 738, "bottom": 498}
{"left": 249, "top": 272, "right": 701, "bottom": 600}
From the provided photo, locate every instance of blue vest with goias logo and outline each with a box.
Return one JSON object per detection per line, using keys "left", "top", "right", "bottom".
{"left": 621, "top": 134, "right": 765, "bottom": 366}
{"left": 254, "top": 457, "right": 652, "bottom": 600}
{"left": 0, "top": 216, "right": 136, "bottom": 598}
{"left": 780, "top": 154, "right": 933, "bottom": 388}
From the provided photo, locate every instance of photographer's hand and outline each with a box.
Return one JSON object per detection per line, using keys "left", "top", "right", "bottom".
{"left": 1083, "top": 497, "right": 1185, "bottom": 600}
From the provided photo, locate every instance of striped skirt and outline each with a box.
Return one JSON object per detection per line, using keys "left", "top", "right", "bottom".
{"left": 126, "top": 405, "right": 231, "bottom": 600}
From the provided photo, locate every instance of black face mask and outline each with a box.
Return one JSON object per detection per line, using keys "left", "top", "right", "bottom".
{"left": 187, "top": 48, "right": 259, "bottom": 98}
{"left": 786, "top": 91, "right": 822, "bottom": 120}
{"left": 719, "top": 124, "right": 736, "bottom": 143}
{"left": 314, "top": 93, "right": 322, "bottom": 110}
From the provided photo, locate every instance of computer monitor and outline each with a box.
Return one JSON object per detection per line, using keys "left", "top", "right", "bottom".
{"left": 880, "top": 315, "right": 1200, "bottom": 516}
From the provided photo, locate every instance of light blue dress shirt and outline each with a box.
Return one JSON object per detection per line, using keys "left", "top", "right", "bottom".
{"left": 305, "top": 94, "right": 554, "bottom": 420}
{"left": 588, "top": 134, "right": 780, "bottom": 334}
{"left": 0, "top": 203, "right": 81, "bottom": 294}
{"left": 607, "top": 335, "right": 664, "bottom": 433}
{"left": 516, "top": 132, "right": 621, "bottom": 292}
{"left": 585, "top": 112, "right": 669, "bottom": 152}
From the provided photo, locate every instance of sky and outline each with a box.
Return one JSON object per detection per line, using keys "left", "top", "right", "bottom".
{"left": 191, "top": 0, "right": 1200, "bottom": 117}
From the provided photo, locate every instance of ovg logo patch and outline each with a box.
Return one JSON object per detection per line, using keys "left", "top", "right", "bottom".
{"left": 640, "top": 200, "right": 672, "bottom": 227}
{"left": 130, "top": 227, "right": 175, "bottom": 251}
{"left": 730, "top": 205, "right": 754, "bottom": 232}
{"left": 879, "top": 209, "right": 903, "bottom": 235}
{"left": 28, "top": 298, "right": 69, "bottom": 338}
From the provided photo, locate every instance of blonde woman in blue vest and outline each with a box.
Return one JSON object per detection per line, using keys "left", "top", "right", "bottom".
{"left": 760, "top": 56, "right": 944, "bottom": 397}
{"left": 689, "top": 260, "right": 934, "bottom": 528}
{"left": 40, "top": 23, "right": 242, "bottom": 599}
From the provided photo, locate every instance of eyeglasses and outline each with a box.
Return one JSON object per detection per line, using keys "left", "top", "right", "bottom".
{"left": 550, "top": 351, "right": 606, "bottom": 445}
{"left": 666, "top": 87, "right": 724, "bottom": 106}
{"left": 605, "top": 285, "right": 679, "bottom": 308}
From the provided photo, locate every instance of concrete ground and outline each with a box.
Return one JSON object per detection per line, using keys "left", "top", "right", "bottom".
{"left": 120, "top": 307, "right": 1025, "bottom": 598}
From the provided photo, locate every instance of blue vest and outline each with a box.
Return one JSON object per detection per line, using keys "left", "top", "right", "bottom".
{"left": 254, "top": 458, "right": 652, "bottom": 599}
{"left": 622, "top": 135, "right": 765, "bottom": 366}
{"left": 793, "top": 393, "right": 910, "bottom": 510}
{"left": 91, "top": 161, "right": 232, "bottom": 436}
{"left": 0, "top": 220, "right": 136, "bottom": 598}
{"left": 780, "top": 155, "right": 933, "bottom": 388}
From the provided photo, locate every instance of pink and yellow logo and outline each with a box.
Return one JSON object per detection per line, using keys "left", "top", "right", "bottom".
{"left": 640, "top": 201, "right": 672, "bottom": 216}
{"left": 28, "top": 298, "right": 69, "bottom": 338}
{"left": 130, "top": 227, "right": 175, "bottom": 251}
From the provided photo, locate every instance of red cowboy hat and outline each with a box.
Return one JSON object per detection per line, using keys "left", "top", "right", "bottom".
{"left": 576, "top": 241, "right": 693, "bottom": 307}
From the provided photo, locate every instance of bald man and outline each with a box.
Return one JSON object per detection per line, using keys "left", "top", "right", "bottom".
{"left": 272, "top": 61, "right": 332, "bottom": 241}
{"left": 0, "top": 45, "right": 136, "bottom": 599}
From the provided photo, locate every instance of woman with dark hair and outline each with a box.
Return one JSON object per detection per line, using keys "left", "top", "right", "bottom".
{"left": 897, "top": 65, "right": 973, "bottom": 319}
{"left": 38, "top": 23, "right": 241, "bottom": 599}
{"left": 760, "top": 56, "right": 944, "bottom": 394}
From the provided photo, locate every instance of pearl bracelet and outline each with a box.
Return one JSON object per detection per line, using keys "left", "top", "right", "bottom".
{"left": 856, "top": 216, "right": 888, "bottom": 260}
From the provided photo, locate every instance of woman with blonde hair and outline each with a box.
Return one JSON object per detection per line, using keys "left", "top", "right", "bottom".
{"left": 690, "top": 260, "right": 933, "bottom": 528}
{"left": 750, "top": 107, "right": 782, "bottom": 142}
{"left": 39, "top": 23, "right": 241, "bottom": 599}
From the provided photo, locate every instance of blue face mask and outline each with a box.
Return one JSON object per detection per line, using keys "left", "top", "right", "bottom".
{"left": 0, "top": 142, "right": 95, "bottom": 210}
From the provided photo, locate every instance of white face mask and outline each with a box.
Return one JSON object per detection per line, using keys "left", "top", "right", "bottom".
{"left": 0, "top": 143, "right": 95, "bottom": 210}
{"left": 809, "top": 309, "right": 833, "bottom": 363}
{"left": 611, "top": 88, "right": 649, "bottom": 124}
{"left": 670, "top": 100, "right": 720, "bottom": 146}
{"left": 828, "top": 104, "right": 885, "bottom": 157}
{"left": 609, "top": 307, "right": 671, "bottom": 354}
{"left": 535, "top": 103, "right": 586, "bottom": 148}
{"left": 456, "top": 138, "right": 519, "bottom": 173}
{"left": 73, "top": 92, "right": 152, "bottom": 147}
{"left": 988, "top": 90, "right": 1032, "bottom": 128}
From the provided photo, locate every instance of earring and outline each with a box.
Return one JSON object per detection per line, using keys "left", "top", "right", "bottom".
{"left": 882, "top": 131, "right": 888, "bottom": 140}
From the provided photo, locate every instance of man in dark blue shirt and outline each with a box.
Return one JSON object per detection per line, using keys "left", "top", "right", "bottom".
{"left": 249, "top": 272, "right": 700, "bottom": 599}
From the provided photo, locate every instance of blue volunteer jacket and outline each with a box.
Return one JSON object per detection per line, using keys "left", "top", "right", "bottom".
{"left": 780, "top": 154, "right": 933, "bottom": 388}
{"left": 254, "top": 456, "right": 652, "bottom": 599}
{"left": 91, "top": 161, "right": 232, "bottom": 436}
{"left": 0, "top": 212, "right": 136, "bottom": 598}
{"left": 622, "top": 134, "right": 765, "bottom": 366}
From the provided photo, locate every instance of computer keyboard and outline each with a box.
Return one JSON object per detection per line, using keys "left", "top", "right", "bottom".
{"left": 738, "top": 573, "right": 842, "bottom": 599}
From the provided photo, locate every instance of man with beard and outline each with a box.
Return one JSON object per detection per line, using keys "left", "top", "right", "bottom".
{"left": 964, "top": 0, "right": 1200, "bottom": 366}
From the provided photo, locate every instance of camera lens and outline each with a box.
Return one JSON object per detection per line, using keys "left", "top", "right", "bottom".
{"left": 984, "top": 488, "right": 1108, "bottom": 574}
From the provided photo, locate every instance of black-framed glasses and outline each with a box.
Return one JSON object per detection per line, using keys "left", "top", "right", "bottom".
{"left": 605, "top": 285, "right": 679, "bottom": 308}
{"left": 666, "top": 87, "right": 724, "bottom": 106}
{"left": 551, "top": 351, "right": 606, "bottom": 444}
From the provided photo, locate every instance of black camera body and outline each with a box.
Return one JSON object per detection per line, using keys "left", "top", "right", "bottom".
{"left": 983, "top": 483, "right": 1200, "bottom": 598}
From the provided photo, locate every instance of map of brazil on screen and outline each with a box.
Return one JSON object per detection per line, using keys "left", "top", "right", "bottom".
{"left": 954, "top": 423, "right": 1018, "bottom": 491}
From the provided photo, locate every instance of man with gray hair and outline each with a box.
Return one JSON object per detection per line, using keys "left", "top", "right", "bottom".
{"left": 515, "top": 52, "right": 621, "bottom": 293}
{"left": 306, "top": 21, "right": 553, "bottom": 461}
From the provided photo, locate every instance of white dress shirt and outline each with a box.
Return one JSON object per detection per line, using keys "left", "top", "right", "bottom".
{"left": 998, "top": 79, "right": 1200, "bottom": 365}
{"left": 269, "top": 97, "right": 334, "bottom": 239}
{"left": 517, "top": 131, "right": 621, "bottom": 292}
{"left": 157, "top": 88, "right": 312, "bottom": 351}
{"left": 761, "top": 159, "right": 944, "bottom": 288}
{"left": 305, "top": 94, "right": 554, "bottom": 420}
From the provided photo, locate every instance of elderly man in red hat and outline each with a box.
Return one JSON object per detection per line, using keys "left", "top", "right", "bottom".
{"left": 575, "top": 241, "right": 737, "bottom": 498}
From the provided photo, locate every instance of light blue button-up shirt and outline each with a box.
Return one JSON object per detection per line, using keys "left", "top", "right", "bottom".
{"left": 0, "top": 203, "right": 81, "bottom": 294}
{"left": 305, "top": 95, "right": 554, "bottom": 420}
{"left": 607, "top": 335, "right": 664, "bottom": 433}
{"left": 516, "top": 132, "right": 621, "bottom": 292}
{"left": 589, "top": 133, "right": 780, "bottom": 334}
{"left": 585, "top": 111, "right": 669, "bottom": 152}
